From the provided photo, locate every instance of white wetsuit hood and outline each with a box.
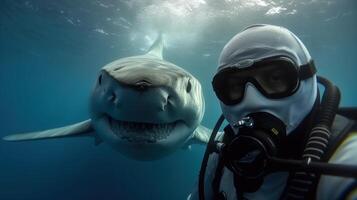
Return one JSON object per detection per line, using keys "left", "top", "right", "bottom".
{"left": 217, "top": 24, "right": 318, "bottom": 134}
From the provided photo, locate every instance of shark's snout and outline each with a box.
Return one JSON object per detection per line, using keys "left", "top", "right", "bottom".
{"left": 94, "top": 71, "right": 177, "bottom": 123}
{"left": 132, "top": 80, "right": 153, "bottom": 91}
{"left": 103, "top": 57, "right": 189, "bottom": 89}
{"left": 109, "top": 85, "right": 170, "bottom": 113}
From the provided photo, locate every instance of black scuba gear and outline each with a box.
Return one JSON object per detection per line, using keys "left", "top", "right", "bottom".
{"left": 198, "top": 76, "right": 357, "bottom": 200}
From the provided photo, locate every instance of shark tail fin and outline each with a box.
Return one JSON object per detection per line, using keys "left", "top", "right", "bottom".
{"left": 2, "top": 119, "right": 94, "bottom": 142}
{"left": 146, "top": 33, "right": 164, "bottom": 59}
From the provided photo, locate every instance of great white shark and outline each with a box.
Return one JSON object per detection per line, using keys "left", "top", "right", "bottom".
{"left": 3, "top": 35, "right": 214, "bottom": 160}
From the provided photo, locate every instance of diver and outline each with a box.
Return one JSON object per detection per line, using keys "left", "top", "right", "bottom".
{"left": 188, "top": 24, "right": 357, "bottom": 200}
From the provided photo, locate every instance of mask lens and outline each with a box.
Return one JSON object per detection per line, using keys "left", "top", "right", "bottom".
{"left": 254, "top": 60, "right": 299, "bottom": 97}
{"left": 213, "top": 57, "right": 301, "bottom": 104}
{"left": 213, "top": 71, "right": 246, "bottom": 105}
{"left": 226, "top": 77, "right": 245, "bottom": 102}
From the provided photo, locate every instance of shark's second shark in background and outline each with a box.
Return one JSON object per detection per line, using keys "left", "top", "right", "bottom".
{"left": 3, "top": 34, "right": 214, "bottom": 160}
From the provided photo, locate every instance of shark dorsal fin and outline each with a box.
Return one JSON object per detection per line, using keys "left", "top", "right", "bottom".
{"left": 146, "top": 33, "right": 164, "bottom": 59}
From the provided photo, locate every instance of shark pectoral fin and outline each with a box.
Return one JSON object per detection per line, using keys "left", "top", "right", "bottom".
{"left": 192, "top": 125, "right": 212, "bottom": 144}
{"left": 184, "top": 125, "right": 224, "bottom": 148}
{"left": 2, "top": 119, "right": 94, "bottom": 142}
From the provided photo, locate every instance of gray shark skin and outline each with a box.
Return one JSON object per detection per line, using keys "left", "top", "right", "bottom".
{"left": 3, "top": 34, "right": 214, "bottom": 160}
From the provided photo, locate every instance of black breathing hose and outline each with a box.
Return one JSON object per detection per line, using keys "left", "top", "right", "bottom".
{"left": 284, "top": 76, "right": 341, "bottom": 199}
{"left": 269, "top": 157, "right": 357, "bottom": 178}
{"left": 198, "top": 115, "right": 225, "bottom": 200}
{"left": 317, "top": 76, "right": 341, "bottom": 127}
{"left": 303, "top": 76, "right": 340, "bottom": 161}
{"left": 300, "top": 76, "right": 340, "bottom": 161}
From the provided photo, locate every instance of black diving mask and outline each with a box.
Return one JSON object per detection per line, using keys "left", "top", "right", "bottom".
{"left": 212, "top": 56, "right": 316, "bottom": 105}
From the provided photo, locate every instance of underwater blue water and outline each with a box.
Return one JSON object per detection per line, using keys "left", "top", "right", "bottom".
{"left": 0, "top": 0, "right": 356, "bottom": 200}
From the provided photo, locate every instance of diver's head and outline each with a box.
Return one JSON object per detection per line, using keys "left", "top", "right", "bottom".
{"left": 212, "top": 24, "right": 318, "bottom": 134}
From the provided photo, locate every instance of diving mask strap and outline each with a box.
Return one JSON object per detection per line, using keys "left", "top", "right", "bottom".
{"left": 299, "top": 60, "right": 316, "bottom": 80}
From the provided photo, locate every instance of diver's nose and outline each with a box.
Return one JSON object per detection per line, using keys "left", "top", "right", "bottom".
{"left": 133, "top": 80, "right": 152, "bottom": 91}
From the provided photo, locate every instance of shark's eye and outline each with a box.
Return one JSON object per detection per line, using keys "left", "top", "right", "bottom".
{"left": 186, "top": 79, "right": 192, "bottom": 93}
{"left": 98, "top": 74, "right": 103, "bottom": 85}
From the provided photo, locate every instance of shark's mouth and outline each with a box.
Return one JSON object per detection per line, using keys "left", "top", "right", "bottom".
{"left": 107, "top": 116, "right": 181, "bottom": 143}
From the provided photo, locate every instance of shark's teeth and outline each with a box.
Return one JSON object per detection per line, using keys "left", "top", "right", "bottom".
{"left": 108, "top": 117, "right": 178, "bottom": 143}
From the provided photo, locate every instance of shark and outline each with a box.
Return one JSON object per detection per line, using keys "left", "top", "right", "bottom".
{"left": 2, "top": 34, "right": 213, "bottom": 160}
